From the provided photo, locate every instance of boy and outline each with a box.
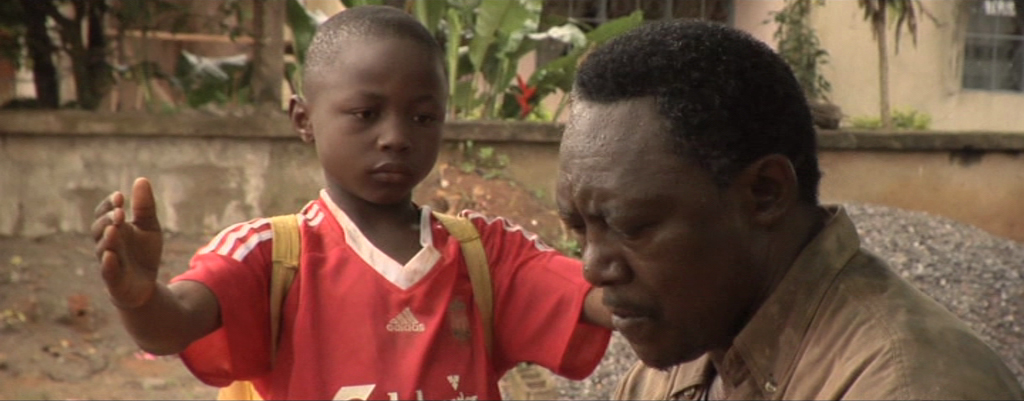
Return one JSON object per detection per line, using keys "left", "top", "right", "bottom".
{"left": 92, "top": 6, "right": 611, "bottom": 400}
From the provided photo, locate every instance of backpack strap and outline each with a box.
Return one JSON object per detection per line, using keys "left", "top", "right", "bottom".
{"left": 432, "top": 211, "right": 493, "bottom": 357}
{"left": 217, "top": 214, "right": 300, "bottom": 401}
{"left": 268, "top": 214, "right": 301, "bottom": 364}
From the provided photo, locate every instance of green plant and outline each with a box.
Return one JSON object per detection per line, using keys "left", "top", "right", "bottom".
{"left": 456, "top": 140, "right": 510, "bottom": 179}
{"left": 401, "top": 0, "right": 640, "bottom": 121}
{"left": 891, "top": 108, "right": 931, "bottom": 129}
{"left": 440, "top": 0, "right": 545, "bottom": 120}
{"left": 1, "top": 0, "right": 112, "bottom": 109}
{"left": 524, "top": 10, "right": 644, "bottom": 121}
{"left": 0, "top": 2, "right": 25, "bottom": 72}
{"left": 857, "top": 0, "right": 925, "bottom": 128}
{"left": 285, "top": 0, "right": 323, "bottom": 96}
{"left": 289, "top": 1, "right": 642, "bottom": 121}
{"left": 850, "top": 108, "right": 930, "bottom": 130}
{"left": 770, "top": 0, "right": 831, "bottom": 102}
{"left": 109, "top": 1, "right": 195, "bottom": 111}
{"left": 0, "top": 0, "right": 257, "bottom": 110}
{"left": 171, "top": 51, "right": 253, "bottom": 108}
{"left": 554, "top": 237, "right": 582, "bottom": 258}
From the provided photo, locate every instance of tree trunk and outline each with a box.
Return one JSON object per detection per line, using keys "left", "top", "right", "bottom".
{"left": 53, "top": 0, "right": 110, "bottom": 110}
{"left": 19, "top": 0, "right": 59, "bottom": 108}
{"left": 251, "top": 0, "right": 284, "bottom": 107}
{"left": 874, "top": 5, "right": 892, "bottom": 129}
{"left": 63, "top": 0, "right": 90, "bottom": 109}
{"left": 82, "top": 0, "right": 111, "bottom": 110}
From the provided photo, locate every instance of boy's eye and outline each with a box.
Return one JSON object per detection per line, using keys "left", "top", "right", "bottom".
{"left": 350, "top": 109, "right": 378, "bottom": 120}
{"left": 412, "top": 113, "right": 439, "bottom": 124}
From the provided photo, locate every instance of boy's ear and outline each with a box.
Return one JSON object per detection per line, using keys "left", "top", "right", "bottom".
{"left": 289, "top": 95, "right": 314, "bottom": 143}
{"left": 735, "top": 154, "right": 799, "bottom": 228}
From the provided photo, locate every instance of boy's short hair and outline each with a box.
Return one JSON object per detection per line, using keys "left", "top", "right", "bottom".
{"left": 574, "top": 20, "right": 821, "bottom": 204}
{"left": 302, "top": 5, "right": 444, "bottom": 94}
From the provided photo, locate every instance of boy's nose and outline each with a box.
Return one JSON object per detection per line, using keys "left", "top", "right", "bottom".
{"left": 376, "top": 118, "right": 412, "bottom": 152}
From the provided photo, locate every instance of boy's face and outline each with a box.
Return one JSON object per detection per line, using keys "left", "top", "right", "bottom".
{"left": 557, "top": 97, "right": 760, "bottom": 369}
{"left": 291, "top": 37, "right": 447, "bottom": 207}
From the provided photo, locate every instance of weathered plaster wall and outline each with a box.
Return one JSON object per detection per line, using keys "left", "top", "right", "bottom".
{"left": 819, "top": 149, "right": 1024, "bottom": 243}
{"left": 808, "top": 0, "right": 1024, "bottom": 132}
{"left": 2, "top": 112, "right": 1023, "bottom": 243}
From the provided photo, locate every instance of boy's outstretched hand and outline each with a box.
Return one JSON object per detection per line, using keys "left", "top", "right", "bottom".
{"left": 92, "top": 177, "right": 164, "bottom": 309}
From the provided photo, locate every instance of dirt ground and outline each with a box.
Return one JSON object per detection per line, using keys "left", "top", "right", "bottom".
{"left": 0, "top": 162, "right": 571, "bottom": 400}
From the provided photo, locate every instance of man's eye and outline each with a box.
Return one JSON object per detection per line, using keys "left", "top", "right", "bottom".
{"left": 613, "top": 221, "right": 653, "bottom": 240}
{"left": 563, "top": 219, "right": 586, "bottom": 235}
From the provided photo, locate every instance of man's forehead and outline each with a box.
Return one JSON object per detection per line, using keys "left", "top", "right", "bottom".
{"left": 564, "top": 99, "right": 669, "bottom": 159}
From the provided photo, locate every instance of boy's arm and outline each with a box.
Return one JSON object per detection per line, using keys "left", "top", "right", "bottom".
{"left": 114, "top": 281, "right": 220, "bottom": 355}
{"left": 92, "top": 177, "right": 220, "bottom": 355}
{"left": 582, "top": 287, "right": 613, "bottom": 329}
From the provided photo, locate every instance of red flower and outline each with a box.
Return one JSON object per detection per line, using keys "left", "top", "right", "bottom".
{"left": 514, "top": 75, "right": 537, "bottom": 119}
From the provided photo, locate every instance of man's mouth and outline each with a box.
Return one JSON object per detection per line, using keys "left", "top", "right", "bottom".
{"left": 607, "top": 304, "right": 656, "bottom": 337}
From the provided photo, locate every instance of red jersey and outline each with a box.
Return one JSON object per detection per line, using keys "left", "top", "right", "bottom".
{"left": 172, "top": 193, "right": 610, "bottom": 400}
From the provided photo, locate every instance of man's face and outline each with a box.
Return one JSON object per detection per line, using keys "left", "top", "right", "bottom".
{"left": 557, "top": 97, "right": 760, "bottom": 369}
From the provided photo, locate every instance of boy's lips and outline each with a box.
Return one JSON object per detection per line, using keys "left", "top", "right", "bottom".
{"left": 370, "top": 162, "right": 414, "bottom": 183}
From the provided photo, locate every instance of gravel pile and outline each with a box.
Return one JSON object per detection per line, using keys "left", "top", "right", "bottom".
{"left": 551, "top": 203, "right": 1024, "bottom": 399}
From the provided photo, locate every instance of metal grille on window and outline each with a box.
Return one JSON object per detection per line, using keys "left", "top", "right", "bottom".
{"left": 537, "top": 0, "right": 733, "bottom": 67}
{"left": 963, "top": 0, "right": 1024, "bottom": 91}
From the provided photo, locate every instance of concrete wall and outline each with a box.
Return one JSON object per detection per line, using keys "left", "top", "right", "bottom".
{"left": 819, "top": 149, "right": 1024, "bottom": 241}
{"left": 2, "top": 111, "right": 1023, "bottom": 243}
{"left": 731, "top": 0, "right": 785, "bottom": 50}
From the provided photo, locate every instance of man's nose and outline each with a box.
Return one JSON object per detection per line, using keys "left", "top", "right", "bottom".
{"left": 581, "top": 235, "right": 631, "bottom": 287}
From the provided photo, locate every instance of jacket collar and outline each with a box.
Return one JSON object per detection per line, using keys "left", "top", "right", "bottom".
{"left": 720, "top": 206, "right": 862, "bottom": 395}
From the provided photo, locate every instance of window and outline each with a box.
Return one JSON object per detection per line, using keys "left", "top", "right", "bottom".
{"left": 963, "top": 0, "right": 1024, "bottom": 91}
{"left": 543, "top": 0, "right": 732, "bottom": 27}
{"left": 536, "top": 0, "right": 733, "bottom": 66}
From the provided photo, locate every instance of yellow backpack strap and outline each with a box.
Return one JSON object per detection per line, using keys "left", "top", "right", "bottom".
{"left": 268, "top": 214, "right": 301, "bottom": 363}
{"left": 432, "top": 211, "right": 493, "bottom": 357}
{"left": 217, "top": 214, "right": 300, "bottom": 401}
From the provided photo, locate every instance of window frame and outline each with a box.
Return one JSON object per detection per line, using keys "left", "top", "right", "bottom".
{"left": 961, "top": 0, "right": 1024, "bottom": 93}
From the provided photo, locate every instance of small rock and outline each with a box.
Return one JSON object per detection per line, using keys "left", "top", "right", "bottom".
{"left": 66, "top": 293, "right": 94, "bottom": 333}
{"left": 141, "top": 377, "right": 169, "bottom": 391}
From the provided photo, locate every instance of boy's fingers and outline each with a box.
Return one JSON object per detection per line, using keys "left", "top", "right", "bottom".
{"left": 130, "top": 177, "right": 161, "bottom": 232}
{"left": 90, "top": 214, "right": 111, "bottom": 242}
{"left": 99, "top": 250, "right": 122, "bottom": 284}
{"left": 92, "top": 192, "right": 121, "bottom": 218}
{"left": 98, "top": 224, "right": 133, "bottom": 286}
{"left": 93, "top": 209, "right": 127, "bottom": 241}
{"left": 92, "top": 192, "right": 126, "bottom": 241}
{"left": 95, "top": 223, "right": 121, "bottom": 263}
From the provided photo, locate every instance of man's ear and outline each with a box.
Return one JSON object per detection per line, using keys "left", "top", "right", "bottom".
{"left": 289, "top": 95, "right": 314, "bottom": 143}
{"left": 735, "top": 154, "right": 799, "bottom": 227}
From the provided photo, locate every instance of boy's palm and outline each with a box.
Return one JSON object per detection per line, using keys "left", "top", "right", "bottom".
{"left": 93, "top": 178, "right": 164, "bottom": 308}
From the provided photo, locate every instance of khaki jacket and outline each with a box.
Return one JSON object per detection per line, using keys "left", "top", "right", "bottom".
{"left": 614, "top": 207, "right": 1023, "bottom": 400}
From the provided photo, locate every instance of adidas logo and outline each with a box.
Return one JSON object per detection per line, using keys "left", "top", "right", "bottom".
{"left": 386, "top": 307, "right": 425, "bottom": 332}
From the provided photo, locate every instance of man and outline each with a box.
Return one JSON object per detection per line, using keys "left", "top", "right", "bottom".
{"left": 555, "top": 20, "right": 1023, "bottom": 400}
